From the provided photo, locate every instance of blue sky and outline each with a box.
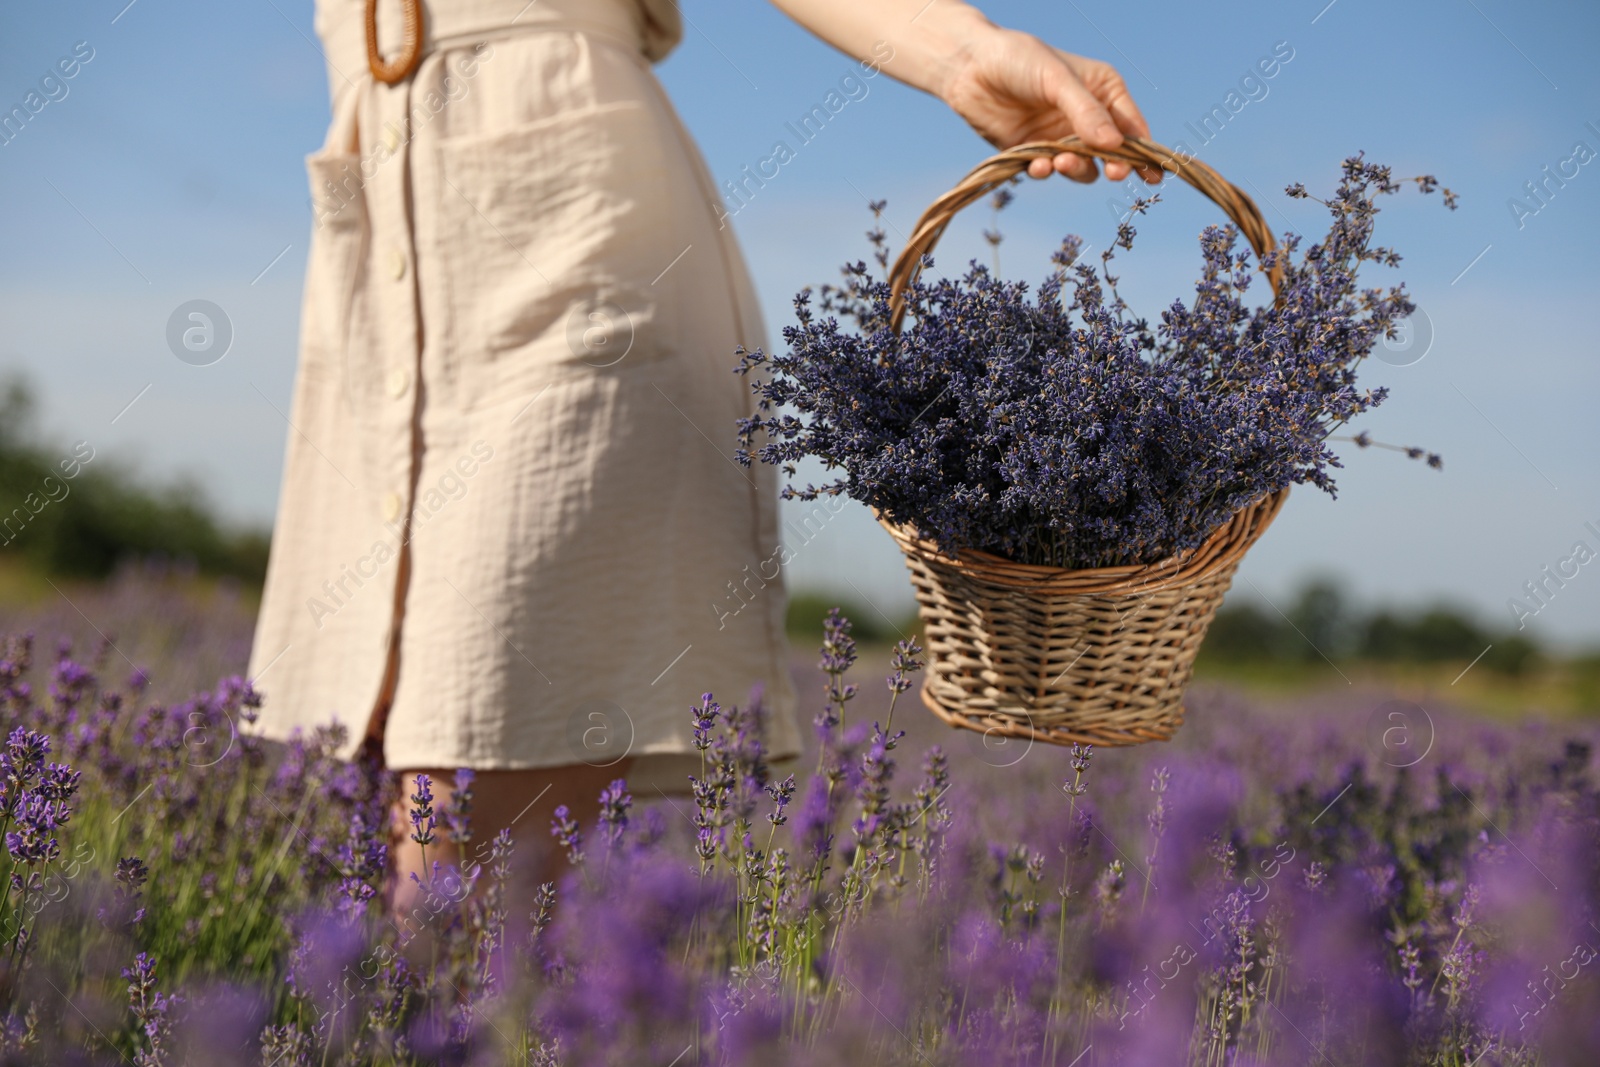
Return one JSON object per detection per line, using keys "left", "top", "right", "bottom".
{"left": 2, "top": 0, "right": 1597, "bottom": 646}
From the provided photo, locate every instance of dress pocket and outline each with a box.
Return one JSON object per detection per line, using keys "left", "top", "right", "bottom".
{"left": 301, "top": 150, "right": 368, "bottom": 387}
{"left": 433, "top": 99, "right": 682, "bottom": 402}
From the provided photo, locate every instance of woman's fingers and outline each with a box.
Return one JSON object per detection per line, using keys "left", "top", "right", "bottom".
{"left": 1055, "top": 152, "right": 1099, "bottom": 183}
{"left": 1058, "top": 53, "right": 1163, "bottom": 185}
{"left": 1027, "top": 151, "right": 1097, "bottom": 182}
{"left": 1043, "top": 60, "right": 1123, "bottom": 152}
{"left": 1102, "top": 79, "right": 1150, "bottom": 141}
{"left": 941, "top": 34, "right": 1162, "bottom": 185}
{"left": 1046, "top": 152, "right": 1159, "bottom": 186}
{"left": 1022, "top": 56, "right": 1122, "bottom": 183}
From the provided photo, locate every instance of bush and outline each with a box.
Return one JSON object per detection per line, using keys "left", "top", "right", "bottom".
{"left": 0, "top": 375, "right": 268, "bottom": 584}
{"left": 1200, "top": 577, "right": 1554, "bottom": 677}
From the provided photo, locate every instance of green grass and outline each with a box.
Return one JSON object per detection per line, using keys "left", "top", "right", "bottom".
{"left": 1192, "top": 652, "right": 1600, "bottom": 721}
{"left": 784, "top": 591, "right": 920, "bottom": 646}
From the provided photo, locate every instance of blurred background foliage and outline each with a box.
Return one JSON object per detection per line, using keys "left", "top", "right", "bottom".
{"left": 1201, "top": 576, "right": 1543, "bottom": 675}
{"left": 788, "top": 578, "right": 1600, "bottom": 718}
{"left": 0, "top": 374, "right": 267, "bottom": 584}
{"left": 787, "top": 580, "right": 1594, "bottom": 675}
{"left": 2, "top": 369, "right": 1595, "bottom": 714}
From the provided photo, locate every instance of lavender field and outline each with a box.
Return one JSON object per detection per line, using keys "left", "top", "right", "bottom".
{"left": 0, "top": 568, "right": 1596, "bottom": 1066}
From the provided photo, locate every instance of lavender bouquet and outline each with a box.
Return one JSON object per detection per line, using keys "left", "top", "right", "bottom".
{"left": 735, "top": 156, "right": 1453, "bottom": 570}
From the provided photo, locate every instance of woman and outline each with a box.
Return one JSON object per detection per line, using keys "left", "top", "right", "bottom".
{"left": 244, "top": 0, "right": 1151, "bottom": 910}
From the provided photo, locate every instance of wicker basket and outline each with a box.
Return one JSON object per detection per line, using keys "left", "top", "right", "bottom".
{"left": 877, "top": 135, "right": 1290, "bottom": 748}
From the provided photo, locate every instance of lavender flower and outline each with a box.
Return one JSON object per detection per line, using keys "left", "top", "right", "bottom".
{"left": 441, "top": 767, "right": 475, "bottom": 846}
{"left": 816, "top": 608, "right": 859, "bottom": 742}
{"left": 736, "top": 156, "right": 1453, "bottom": 568}
{"left": 851, "top": 725, "right": 899, "bottom": 851}
{"left": 766, "top": 774, "right": 796, "bottom": 830}
{"left": 408, "top": 773, "right": 437, "bottom": 847}
{"left": 819, "top": 607, "right": 857, "bottom": 676}
{"left": 882, "top": 635, "right": 925, "bottom": 739}
{"left": 97, "top": 855, "right": 150, "bottom": 930}
{"left": 692, "top": 692, "right": 719, "bottom": 754}
{"left": 123, "top": 952, "right": 181, "bottom": 1066}
{"left": 48, "top": 658, "right": 95, "bottom": 714}
{"left": 597, "top": 778, "right": 632, "bottom": 852}
{"left": 1, "top": 730, "right": 79, "bottom": 877}
{"left": 0, "top": 584, "right": 1589, "bottom": 1066}
{"left": 333, "top": 814, "right": 386, "bottom": 925}
{"left": 551, "top": 804, "right": 584, "bottom": 866}
{"left": 1338, "top": 429, "right": 1443, "bottom": 469}
{"left": 886, "top": 636, "right": 925, "bottom": 697}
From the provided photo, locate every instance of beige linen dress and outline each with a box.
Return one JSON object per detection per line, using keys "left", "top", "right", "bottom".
{"left": 244, "top": 0, "right": 803, "bottom": 788}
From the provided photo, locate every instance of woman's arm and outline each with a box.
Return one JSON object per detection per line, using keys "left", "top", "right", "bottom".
{"left": 769, "top": 0, "right": 1157, "bottom": 183}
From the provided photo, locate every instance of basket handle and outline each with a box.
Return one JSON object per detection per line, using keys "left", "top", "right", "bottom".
{"left": 886, "top": 136, "right": 1281, "bottom": 334}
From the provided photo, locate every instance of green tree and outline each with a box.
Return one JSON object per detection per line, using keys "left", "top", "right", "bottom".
{"left": 0, "top": 374, "right": 268, "bottom": 583}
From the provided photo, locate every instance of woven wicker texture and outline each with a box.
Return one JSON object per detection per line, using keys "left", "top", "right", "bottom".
{"left": 878, "top": 136, "right": 1287, "bottom": 748}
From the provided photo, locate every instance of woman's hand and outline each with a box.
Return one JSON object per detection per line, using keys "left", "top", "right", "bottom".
{"left": 937, "top": 27, "right": 1159, "bottom": 184}
{"left": 771, "top": 0, "right": 1159, "bottom": 183}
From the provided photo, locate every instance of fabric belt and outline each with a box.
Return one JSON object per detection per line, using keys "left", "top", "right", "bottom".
{"left": 318, "top": 0, "right": 650, "bottom": 95}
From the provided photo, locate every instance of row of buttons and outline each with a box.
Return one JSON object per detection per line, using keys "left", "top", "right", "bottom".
{"left": 380, "top": 118, "right": 411, "bottom": 530}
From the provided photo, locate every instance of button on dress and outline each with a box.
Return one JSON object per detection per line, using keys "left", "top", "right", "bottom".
{"left": 245, "top": 0, "right": 803, "bottom": 789}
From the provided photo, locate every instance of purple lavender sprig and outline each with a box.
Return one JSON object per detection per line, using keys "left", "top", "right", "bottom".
{"left": 597, "top": 779, "right": 632, "bottom": 853}
{"left": 0, "top": 728, "right": 81, "bottom": 956}
{"left": 122, "top": 952, "right": 180, "bottom": 1067}
{"left": 688, "top": 693, "right": 733, "bottom": 873}
{"left": 1339, "top": 430, "right": 1443, "bottom": 469}
{"left": 476, "top": 827, "right": 515, "bottom": 996}
{"left": 814, "top": 609, "right": 859, "bottom": 776}
{"left": 405, "top": 772, "right": 438, "bottom": 898}
{"left": 716, "top": 689, "right": 771, "bottom": 831}
{"left": 441, "top": 768, "right": 475, "bottom": 849}
{"left": 551, "top": 805, "right": 583, "bottom": 867}
{"left": 851, "top": 725, "right": 901, "bottom": 856}
{"left": 766, "top": 774, "right": 796, "bottom": 831}
{"left": 97, "top": 856, "right": 149, "bottom": 931}
{"left": 1056, "top": 743, "right": 1093, "bottom": 964}
{"left": 1143, "top": 766, "right": 1169, "bottom": 914}
{"left": 333, "top": 815, "right": 386, "bottom": 926}
{"left": 884, "top": 635, "right": 925, "bottom": 739}
{"left": 692, "top": 692, "right": 720, "bottom": 766}
{"left": 408, "top": 774, "right": 437, "bottom": 849}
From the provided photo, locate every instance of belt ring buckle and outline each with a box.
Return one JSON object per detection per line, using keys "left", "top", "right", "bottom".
{"left": 366, "top": 0, "right": 424, "bottom": 85}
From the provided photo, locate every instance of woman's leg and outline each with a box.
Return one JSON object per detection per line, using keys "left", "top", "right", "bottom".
{"left": 384, "top": 760, "right": 631, "bottom": 926}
